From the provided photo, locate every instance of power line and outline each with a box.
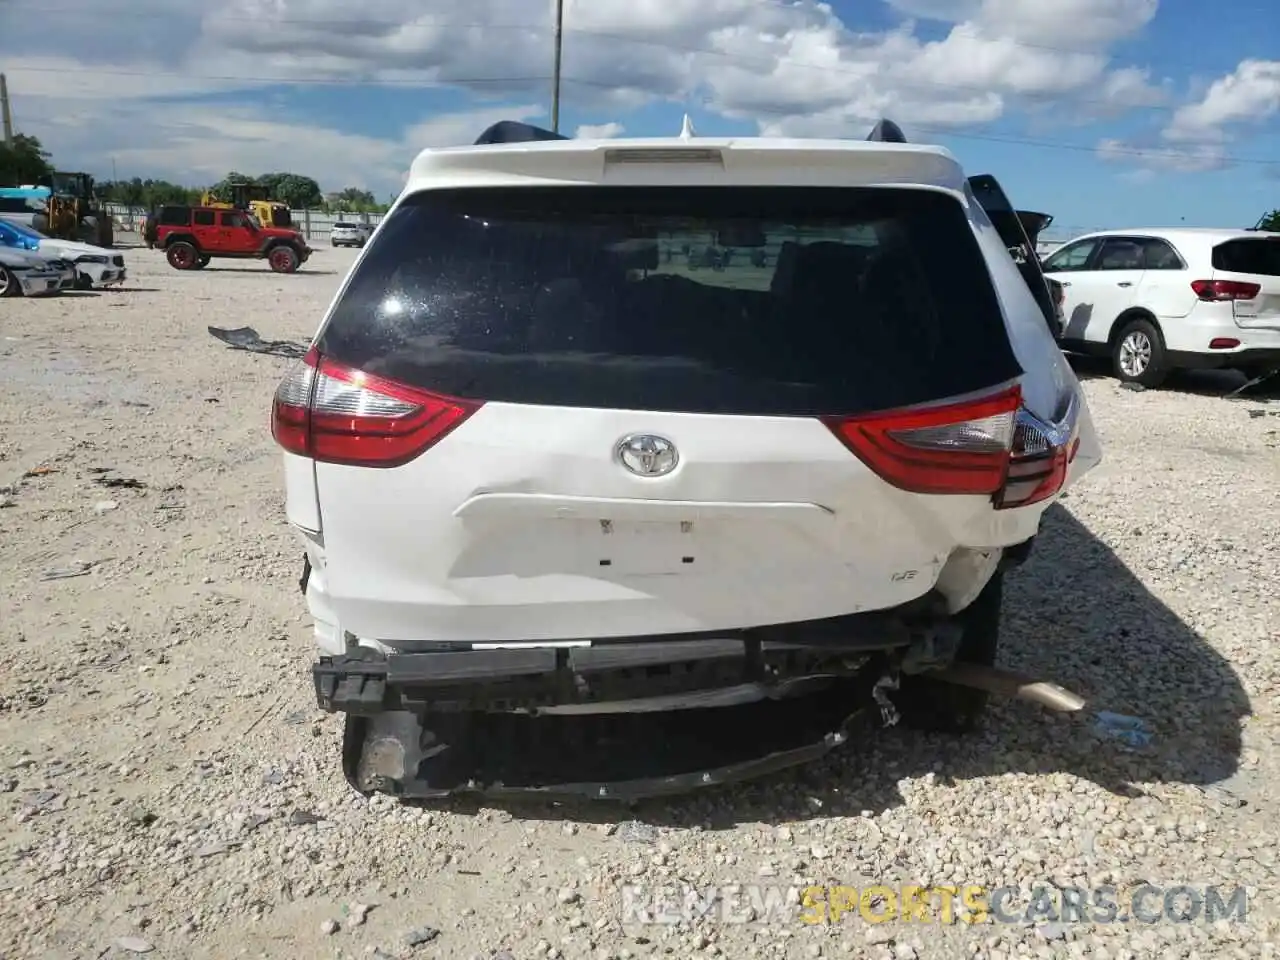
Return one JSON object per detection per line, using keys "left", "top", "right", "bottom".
{"left": 16, "top": 2, "right": 1275, "bottom": 61}
{"left": 556, "top": 29, "right": 1184, "bottom": 116}
{"left": 3, "top": 64, "right": 561, "bottom": 87}
{"left": 4, "top": 3, "right": 1257, "bottom": 123}
{"left": 0, "top": 57, "right": 1188, "bottom": 124}
{"left": 562, "top": 78, "right": 1280, "bottom": 166}
{"left": 5, "top": 62, "right": 1272, "bottom": 166}
{"left": 0, "top": 24, "right": 1197, "bottom": 117}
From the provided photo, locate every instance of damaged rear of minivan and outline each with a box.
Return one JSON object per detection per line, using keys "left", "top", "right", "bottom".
{"left": 273, "top": 129, "right": 1100, "bottom": 800}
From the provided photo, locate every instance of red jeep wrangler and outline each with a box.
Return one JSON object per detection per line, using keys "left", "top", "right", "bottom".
{"left": 153, "top": 205, "right": 312, "bottom": 273}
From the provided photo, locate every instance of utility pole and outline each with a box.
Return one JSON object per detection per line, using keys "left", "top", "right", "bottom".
{"left": 1, "top": 73, "right": 13, "bottom": 145}
{"left": 551, "top": 0, "right": 564, "bottom": 133}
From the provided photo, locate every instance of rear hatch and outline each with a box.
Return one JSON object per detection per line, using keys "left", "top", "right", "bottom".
{"left": 1016, "top": 211, "right": 1053, "bottom": 248}
{"left": 296, "top": 183, "right": 1040, "bottom": 644}
{"left": 966, "top": 176, "right": 1057, "bottom": 330}
{"left": 1213, "top": 235, "right": 1280, "bottom": 329}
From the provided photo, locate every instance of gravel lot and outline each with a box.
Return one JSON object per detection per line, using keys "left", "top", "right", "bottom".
{"left": 1, "top": 244, "right": 1278, "bottom": 960}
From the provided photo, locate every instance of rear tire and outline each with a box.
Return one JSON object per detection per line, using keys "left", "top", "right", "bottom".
{"left": 166, "top": 241, "right": 199, "bottom": 270}
{"left": 1111, "top": 316, "right": 1168, "bottom": 387}
{"left": 268, "top": 245, "right": 300, "bottom": 274}
{"left": 74, "top": 273, "right": 93, "bottom": 291}
{"left": 0, "top": 265, "right": 21, "bottom": 298}
{"left": 895, "top": 571, "right": 1003, "bottom": 734}
{"left": 196, "top": 255, "right": 211, "bottom": 269}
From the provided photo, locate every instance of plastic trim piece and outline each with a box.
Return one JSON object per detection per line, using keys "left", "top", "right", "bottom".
{"left": 866, "top": 119, "right": 907, "bottom": 143}
{"left": 473, "top": 121, "right": 570, "bottom": 145}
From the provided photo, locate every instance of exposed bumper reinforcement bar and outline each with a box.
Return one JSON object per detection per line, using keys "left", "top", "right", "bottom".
{"left": 340, "top": 672, "right": 883, "bottom": 802}
{"left": 313, "top": 598, "right": 1087, "bottom": 801}
{"left": 315, "top": 636, "right": 892, "bottom": 716}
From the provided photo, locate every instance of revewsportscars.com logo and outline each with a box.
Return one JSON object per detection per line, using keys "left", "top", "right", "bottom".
{"left": 620, "top": 883, "right": 1249, "bottom": 926}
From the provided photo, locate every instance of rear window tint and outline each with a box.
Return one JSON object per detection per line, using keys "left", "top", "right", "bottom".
{"left": 1213, "top": 238, "right": 1280, "bottom": 276}
{"left": 333, "top": 222, "right": 356, "bottom": 228}
{"left": 158, "top": 206, "right": 189, "bottom": 226}
{"left": 0, "top": 198, "right": 38, "bottom": 214}
{"left": 319, "top": 186, "right": 1020, "bottom": 416}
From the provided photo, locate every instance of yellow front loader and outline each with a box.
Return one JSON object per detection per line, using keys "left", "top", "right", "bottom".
{"left": 201, "top": 183, "right": 293, "bottom": 229}
{"left": 31, "top": 172, "right": 114, "bottom": 247}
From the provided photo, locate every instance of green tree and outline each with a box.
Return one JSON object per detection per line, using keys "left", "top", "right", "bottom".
{"left": 1257, "top": 209, "right": 1280, "bottom": 232}
{"left": 98, "top": 178, "right": 202, "bottom": 209}
{"left": 0, "top": 134, "right": 54, "bottom": 185}
{"left": 206, "top": 172, "right": 254, "bottom": 203}
{"left": 330, "top": 186, "right": 378, "bottom": 211}
{"left": 269, "top": 173, "right": 323, "bottom": 209}
{"left": 207, "top": 171, "right": 323, "bottom": 209}
{"left": 254, "top": 172, "right": 288, "bottom": 199}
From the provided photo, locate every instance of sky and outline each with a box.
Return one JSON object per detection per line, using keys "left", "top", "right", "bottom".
{"left": 1, "top": 0, "right": 1276, "bottom": 240}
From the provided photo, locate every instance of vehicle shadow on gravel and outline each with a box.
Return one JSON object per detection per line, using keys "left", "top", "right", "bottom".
{"left": 1067, "top": 353, "right": 1280, "bottom": 399}
{"left": 1064, "top": 353, "right": 1111, "bottom": 382}
{"left": 440, "top": 505, "right": 1248, "bottom": 828}
{"left": 202, "top": 267, "right": 339, "bottom": 276}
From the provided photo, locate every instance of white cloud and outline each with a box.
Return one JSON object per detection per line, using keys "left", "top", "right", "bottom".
{"left": 1097, "top": 59, "right": 1280, "bottom": 173}
{"left": 1164, "top": 59, "right": 1280, "bottom": 143}
{"left": 575, "top": 122, "right": 625, "bottom": 138}
{"left": 1096, "top": 137, "right": 1227, "bottom": 173}
{"left": 884, "top": 0, "right": 1159, "bottom": 49}
{"left": 0, "top": 0, "right": 1265, "bottom": 192}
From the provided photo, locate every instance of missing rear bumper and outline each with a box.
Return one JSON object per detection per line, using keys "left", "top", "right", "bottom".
{"left": 315, "top": 609, "right": 926, "bottom": 799}
{"left": 311, "top": 590, "right": 1090, "bottom": 800}
{"left": 341, "top": 675, "right": 880, "bottom": 801}
{"left": 311, "top": 599, "right": 946, "bottom": 716}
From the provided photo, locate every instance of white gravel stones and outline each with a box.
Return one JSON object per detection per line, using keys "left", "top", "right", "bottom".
{"left": 114, "top": 937, "right": 155, "bottom": 953}
{"left": 1, "top": 244, "right": 1277, "bottom": 959}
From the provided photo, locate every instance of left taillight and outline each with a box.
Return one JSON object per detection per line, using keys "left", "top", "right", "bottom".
{"left": 271, "top": 347, "right": 482, "bottom": 468}
{"left": 822, "top": 384, "right": 1079, "bottom": 509}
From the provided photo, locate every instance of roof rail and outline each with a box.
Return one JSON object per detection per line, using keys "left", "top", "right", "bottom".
{"left": 473, "top": 120, "right": 570, "bottom": 145}
{"left": 866, "top": 119, "right": 907, "bottom": 143}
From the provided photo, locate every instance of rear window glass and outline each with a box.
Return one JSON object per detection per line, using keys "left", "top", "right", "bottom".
{"left": 319, "top": 186, "right": 1020, "bottom": 416}
{"left": 158, "top": 206, "right": 189, "bottom": 226}
{"left": 334, "top": 222, "right": 356, "bottom": 228}
{"left": 0, "top": 198, "right": 39, "bottom": 214}
{"left": 1213, "top": 238, "right": 1280, "bottom": 276}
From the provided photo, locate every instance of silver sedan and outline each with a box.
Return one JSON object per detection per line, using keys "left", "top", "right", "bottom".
{"left": 0, "top": 248, "right": 70, "bottom": 297}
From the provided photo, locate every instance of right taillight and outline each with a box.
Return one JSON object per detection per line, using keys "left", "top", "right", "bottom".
{"left": 271, "top": 347, "right": 481, "bottom": 467}
{"left": 823, "top": 384, "right": 1079, "bottom": 509}
{"left": 1191, "top": 279, "right": 1261, "bottom": 301}
{"left": 996, "top": 397, "right": 1081, "bottom": 509}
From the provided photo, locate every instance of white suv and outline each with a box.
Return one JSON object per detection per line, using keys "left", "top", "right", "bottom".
{"left": 329, "top": 221, "right": 372, "bottom": 248}
{"left": 272, "top": 119, "right": 1101, "bottom": 800}
{"left": 1042, "top": 228, "right": 1280, "bottom": 386}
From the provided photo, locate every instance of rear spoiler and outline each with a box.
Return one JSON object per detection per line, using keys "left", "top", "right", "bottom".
{"left": 866, "top": 119, "right": 908, "bottom": 143}
{"left": 474, "top": 121, "right": 570, "bottom": 145}
{"left": 472, "top": 116, "right": 915, "bottom": 146}
{"left": 1016, "top": 211, "right": 1053, "bottom": 247}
